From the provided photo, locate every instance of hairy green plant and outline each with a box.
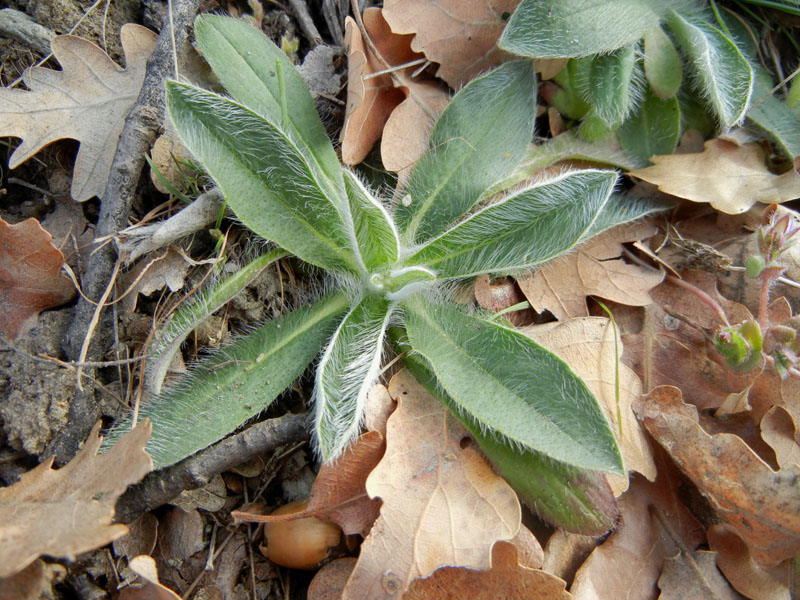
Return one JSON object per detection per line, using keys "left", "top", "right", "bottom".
{"left": 500, "top": 0, "right": 800, "bottom": 162}
{"left": 109, "top": 15, "right": 669, "bottom": 530}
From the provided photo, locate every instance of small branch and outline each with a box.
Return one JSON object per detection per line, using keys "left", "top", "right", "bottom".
{"left": 0, "top": 8, "right": 56, "bottom": 56}
{"left": 114, "top": 412, "right": 309, "bottom": 523}
{"left": 287, "top": 0, "right": 323, "bottom": 45}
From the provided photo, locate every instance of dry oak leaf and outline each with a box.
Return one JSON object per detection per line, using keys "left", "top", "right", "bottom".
{"left": 118, "top": 555, "right": 181, "bottom": 600}
{"left": 522, "top": 316, "right": 656, "bottom": 495}
{"left": 341, "top": 369, "right": 520, "bottom": 600}
{"left": 708, "top": 524, "right": 791, "bottom": 600}
{"left": 634, "top": 386, "right": 800, "bottom": 567}
{"left": 629, "top": 139, "right": 800, "bottom": 215}
{"left": 402, "top": 541, "right": 571, "bottom": 600}
{"left": 342, "top": 8, "right": 449, "bottom": 170}
{"left": 382, "top": 0, "right": 521, "bottom": 89}
{"left": 0, "top": 24, "right": 158, "bottom": 201}
{"left": 0, "top": 216, "right": 76, "bottom": 341}
{"left": 657, "top": 549, "right": 743, "bottom": 600}
{"left": 0, "top": 420, "right": 153, "bottom": 578}
{"left": 518, "top": 222, "right": 664, "bottom": 321}
{"left": 760, "top": 406, "right": 800, "bottom": 469}
{"left": 232, "top": 431, "right": 385, "bottom": 538}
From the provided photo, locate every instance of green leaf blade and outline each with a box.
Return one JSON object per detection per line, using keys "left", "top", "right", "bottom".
{"left": 747, "top": 68, "right": 800, "bottom": 158}
{"left": 666, "top": 11, "right": 753, "bottom": 128}
{"left": 643, "top": 25, "right": 683, "bottom": 99}
{"left": 343, "top": 170, "right": 399, "bottom": 271}
{"left": 166, "top": 82, "right": 359, "bottom": 273}
{"left": 396, "top": 61, "right": 536, "bottom": 244}
{"left": 578, "top": 45, "right": 641, "bottom": 127}
{"left": 405, "top": 169, "right": 618, "bottom": 279}
{"left": 618, "top": 88, "right": 681, "bottom": 164}
{"left": 499, "top": 0, "right": 663, "bottom": 58}
{"left": 194, "top": 14, "right": 343, "bottom": 191}
{"left": 106, "top": 293, "right": 349, "bottom": 469}
{"left": 314, "top": 295, "right": 395, "bottom": 461}
{"left": 404, "top": 298, "right": 624, "bottom": 474}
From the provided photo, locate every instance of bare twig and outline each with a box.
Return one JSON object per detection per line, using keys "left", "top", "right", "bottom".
{"left": 287, "top": 0, "right": 323, "bottom": 45}
{"left": 114, "top": 412, "right": 309, "bottom": 523}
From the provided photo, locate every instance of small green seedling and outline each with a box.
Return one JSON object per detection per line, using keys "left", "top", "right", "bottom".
{"left": 110, "top": 15, "right": 667, "bottom": 532}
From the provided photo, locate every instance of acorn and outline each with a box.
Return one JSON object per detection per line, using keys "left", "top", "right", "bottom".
{"left": 261, "top": 499, "right": 342, "bottom": 570}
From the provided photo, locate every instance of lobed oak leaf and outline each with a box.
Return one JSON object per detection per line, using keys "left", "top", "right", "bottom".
{"left": 382, "top": 0, "right": 521, "bottom": 89}
{"left": 0, "top": 216, "right": 76, "bottom": 341}
{"left": 634, "top": 386, "right": 800, "bottom": 567}
{"left": 0, "top": 24, "right": 158, "bottom": 201}
{"left": 0, "top": 420, "right": 153, "bottom": 578}
{"left": 708, "top": 524, "right": 791, "bottom": 600}
{"left": 402, "top": 541, "right": 571, "bottom": 600}
{"left": 341, "top": 8, "right": 449, "bottom": 171}
{"left": 341, "top": 370, "right": 520, "bottom": 599}
{"left": 522, "top": 317, "right": 656, "bottom": 495}
{"left": 629, "top": 139, "right": 800, "bottom": 215}
{"left": 656, "top": 549, "right": 742, "bottom": 600}
{"left": 518, "top": 222, "right": 664, "bottom": 321}
{"left": 760, "top": 406, "right": 800, "bottom": 469}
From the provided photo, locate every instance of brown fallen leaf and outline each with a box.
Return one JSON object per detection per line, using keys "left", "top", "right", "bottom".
{"left": 474, "top": 274, "right": 534, "bottom": 327}
{"left": 634, "top": 386, "right": 800, "bottom": 567}
{"left": 629, "top": 139, "right": 800, "bottom": 215}
{"left": 308, "top": 558, "right": 358, "bottom": 600}
{"left": 570, "top": 451, "right": 704, "bottom": 600}
{"left": 0, "top": 420, "right": 153, "bottom": 578}
{"left": 233, "top": 431, "right": 384, "bottom": 537}
{"left": 0, "top": 216, "right": 76, "bottom": 341}
{"left": 0, "top": 560, "right": 47, "bottom": 600}
{"left": 657, "top": 549, "right": 742, "bottom": 600}
{"left": 341, "top": 9, "right": 449, "bottom": 171}
{"left": 518, "top": 222, "right": 664, "bottom": 321}
{"left": 382, "top": 0, "right": 521, "bottom": 89}
{"left": 760, "top": 406, "right": 800, "bottom": 468}
{"left": 708, "top": 524, "right": 791, "bottom": 600}
{"left": 0, "top": 25, "right": 158, "bottom": 201}
{"left": 341, "top": 370, "right": 520, "bottom": 599}
{"left": 121, "top": 246, "right": 192, "bottom": 312}
{"left": 402, "top": 541, "right": 571, "bottom": 600}
{"left": 523, "top": 317, "right": 656, "bottom": 495}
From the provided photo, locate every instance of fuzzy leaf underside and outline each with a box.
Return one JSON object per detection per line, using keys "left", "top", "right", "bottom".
{"left": 404, "top": 298, "right": 624, "bottom": 473}
{"left": 499, "top": 0, "right": 663, "bottom": 58}
{"left": 400, "top": 350, "right": 619, "bottom": 535}
{"left": 194, "top": 14, "right": 343, "bottom": 192}
{"left": 105, "top": 293, "right": 349, "bottom": 468}
{"left": 343, "top": 170, "right": 399, "bottom": 271}
{"left": 577, "top": 45, "right": 641, "bottom": 127}
{"left": 405, "top": 169, "right": 618, "bottom": 278}
{"left": 395, "top": 61, "right": 536, "bottom": 244}
{"left": 166, "top": 82, "right": 359, "bottom": 274}
{"left": 314, "top": 295, "right": 395, "bottom": 460}
{"left": 666, "top": 10, "right": 753, "bottom": 128}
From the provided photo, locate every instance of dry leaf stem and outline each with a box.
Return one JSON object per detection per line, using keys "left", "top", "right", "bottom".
{"left": 50, "top": 0, "right": 203, "bottom": 466}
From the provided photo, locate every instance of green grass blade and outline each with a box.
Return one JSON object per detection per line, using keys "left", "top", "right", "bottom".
{"left": 666, "top": 10, "right": 754, "bottom": 128}
{"left": 404, "top": 298, "right": 624, "bottom": 474}
{"left": 405, "top": 169, "right": 617, "bottom": 279}
{"left": 395, "top": 61, "right": 536, "bottom": 244}
{"left": 194, "top": 15, "right": 343, "bottom": 193}
{"left": 105, "top": 293, "right": 349, "bottom": 469}
{"left": 314, "top": 295, "right": 395, "bottom": 461}
{"left": 499, "top": 0, "right": 663, "bottom": 58}
{"left": 343, "top": 170, "right": 399, "bottom": 271}
{"left": 166, "top": 82, "right": 360, "bottom": 274}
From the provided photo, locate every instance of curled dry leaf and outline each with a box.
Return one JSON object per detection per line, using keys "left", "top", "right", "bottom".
{"left": 402, "top": 541, "right": 571, "bottom": 600}
{"left": 341, "top": 370, "right": 520, "bottom": 599}
{"left": 0, "top": 25, "right": 158, "bottom": 201}
{"left": 0, "top": 216, "right": 76, "bottom": 341}
{"left": 341, "top": 8, "right": 449, "bottom": 171}
{"left": 634, "top": 386, "right": 800, "bottom": 567}
{"left": 760, "top": 406, "right": 800, "bottom": 468}
{"left": 308, "top": 558, "right": 358, "bottom": 600}
{"left": 629, "top": 139, "right": 800, "bottom": 215}
{"left": 0, "top": 420, "right": 153, "bottom": 578}
{"left": 518, "top": 222, "right": 664, "bottom": 321}
{"left": 382, "top": 0, "right": 521, "bottom": 88}
{"left": 233, "top": 431, "right": 384, "bottom": 537}
{"left": 708, "top": 524, "right": 791, "bottom": 600}
{"left": 522, "top": 316, "right": 656, "bottom": 495}
{"left": 120, "top": 555, "right": 181, "bottom": 600}
{"left": 120, "top": 246, "right": 192, "bottom": 312}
